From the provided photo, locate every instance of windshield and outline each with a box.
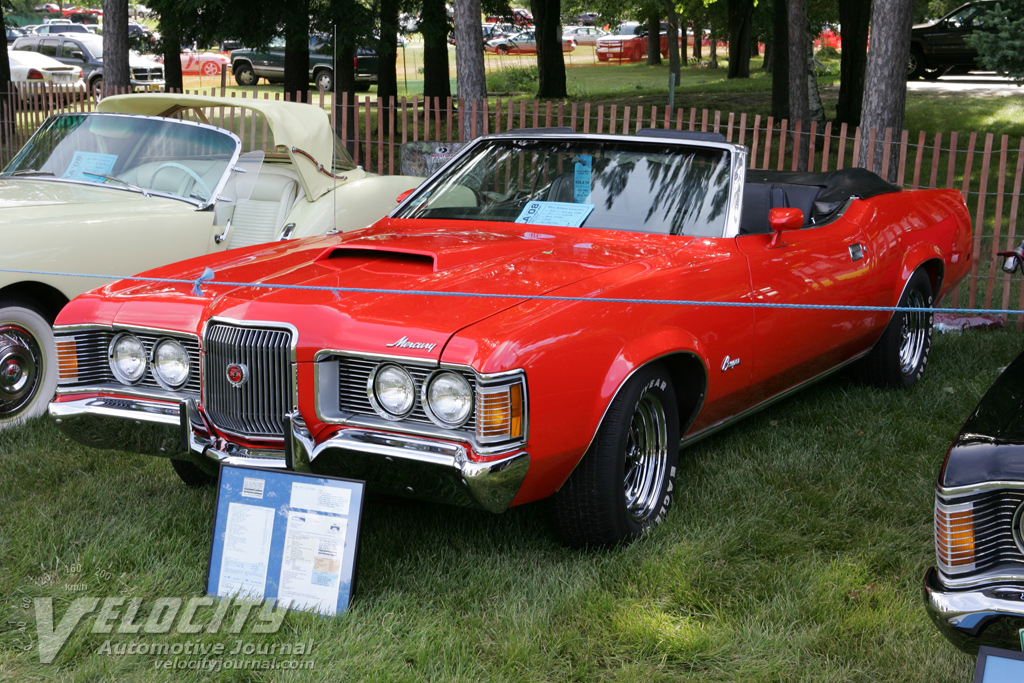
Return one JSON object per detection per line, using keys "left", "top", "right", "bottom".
{"left": 2, "top": 112, "right": 240, "bottom": 205}
{"left": 394, "top": 138, "right": 732, "bottom": 237}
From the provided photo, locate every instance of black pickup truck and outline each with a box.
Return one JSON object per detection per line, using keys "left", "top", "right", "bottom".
{"left": 230, "top": 35, "right": 377, "bottom": 92}
{"left": 908, "top": 1, "right": 997, "bottom": 79}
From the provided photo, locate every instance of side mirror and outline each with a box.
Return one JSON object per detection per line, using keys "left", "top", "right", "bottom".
{"left": 69, "top": 50, "right": 84, "bottom": 61}
{"left": 767, "top": 207, "right": 804, "bottom": 247}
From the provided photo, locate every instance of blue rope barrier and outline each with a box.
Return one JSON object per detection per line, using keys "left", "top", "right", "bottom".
{"left": 0, "top": 266, "right": 1015, "bottom": 316}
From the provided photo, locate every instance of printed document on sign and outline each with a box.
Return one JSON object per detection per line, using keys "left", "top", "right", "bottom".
{"left": 277, "top": 511, "right": 347, "bottom": 615}
{"left": 217, "top": 502, "right": 274, "bottom": 599}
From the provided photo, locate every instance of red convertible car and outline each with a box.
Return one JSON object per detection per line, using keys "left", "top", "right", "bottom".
{"left": 49, "top": 129, "right": 973, "bottom": 547}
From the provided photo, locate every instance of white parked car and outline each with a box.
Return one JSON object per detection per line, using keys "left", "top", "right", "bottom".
{"left": 7, "top": 48, "right": 84, "bottom": 92}
{"left": 0, "top": 93, "right": 421, "bottom": 427}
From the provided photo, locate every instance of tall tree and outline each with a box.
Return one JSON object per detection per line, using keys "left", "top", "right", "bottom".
{"left": 454, "top": 0, "right": 487, "bottom": 135}
{"left": 378, "top": 0, "right": 402, "bottom": 133}
{"left": 0, "top": 10, "right": 12, "bottom": 148}
{"left": 102, "top": 0, "right": 130, "bottom": 96}
{"left": 421, "top": 0, "right": 452, "bottom": 100}
{"left": 283, "top": 0, "right": 311, "bottom": 102}
{"left": 770, "top": 0, "right": 789, "bottom": 117}
{"left": 835, "top": 0, "right": 871, "bottom": 126}
{"left": 727, "top": 0, "right": 754, "bottom": 78}
{"left": 646, "top": 12, "right": 661, "bottom": 65}
{"left": 787, "top": 0, "right": 808, "bottom": 167}
{"left": 663, "top": 0, "right": 681, "bottom": 81}
{"left": 858, "top": 0, "right": 913, "bottom": 178}
{"left": 531, "top": 0, "right": 567, "bottom": 98}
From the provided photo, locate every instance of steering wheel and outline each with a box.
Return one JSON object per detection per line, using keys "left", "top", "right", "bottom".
{"left": 151, "top": 163, "right": 211, "bottom": 200}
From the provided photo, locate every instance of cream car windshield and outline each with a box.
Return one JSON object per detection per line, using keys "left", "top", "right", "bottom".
{"left": 1, "top": 112, "right": 239, "bottom": 206}
{"left": 394, "top": 138, "right": 732, "bottom": 237}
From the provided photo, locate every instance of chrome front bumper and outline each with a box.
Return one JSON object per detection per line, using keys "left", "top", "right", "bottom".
{"left": 49, "top": 396, "right": 529, "bottom": 513}
{"left": 923, "top": 566, "right": 1024, "bottom": 653}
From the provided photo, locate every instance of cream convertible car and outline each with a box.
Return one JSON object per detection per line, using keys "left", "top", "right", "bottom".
{"left": 0, "top": 93, "right": 420, "bottom": 426}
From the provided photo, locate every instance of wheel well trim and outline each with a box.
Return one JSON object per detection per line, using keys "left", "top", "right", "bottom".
{"left": 555, "top": 350, "right": 708, "bottom": 492}
{"left": 0, "top": 281, "right": 69, "bottom": 321}
{"left": 896, "top": 254, "right": 945, "bottom": 308}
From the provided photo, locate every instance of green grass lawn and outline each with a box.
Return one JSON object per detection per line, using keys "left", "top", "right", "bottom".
{"left": 2, "top": 327, "right": 1020, "bottom": 681}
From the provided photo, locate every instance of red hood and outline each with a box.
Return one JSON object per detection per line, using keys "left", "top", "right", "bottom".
{"left": 75, "top": 219, "right": 691, "bottom": 360}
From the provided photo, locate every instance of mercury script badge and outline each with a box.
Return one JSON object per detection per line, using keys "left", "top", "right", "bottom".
{"left": 226, "top": 363, "right": 248, "bottom": 387}
{"left": 386, "top": 336, "right": 437, "bottom": 353}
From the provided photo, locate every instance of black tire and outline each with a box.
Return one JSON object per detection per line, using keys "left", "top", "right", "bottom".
{"left": 497, "top": 44, "right": 509, "bottom": 55}
{"left": 550, "top": 364, "right": 680, "bottom": 547}
{"left": 170, "top": 459, "right": 217, "bottom": 487}
{"left": 859, "top": 269, "right": 934, "bottom": 388}
{"left": 0, "top": 301, "right": 57, "bottom": 427}
{"left": 907, "top": 46, "right": 926, "bottom": 80}
{"left": 233, "top": 63, "right": 257, "bottom": 87}
{"left": 314, "top": 68, "right": 333, "bottom": 92}
{"left": 89, "top": 76, "right": 103, "bottom": 100}
{"left": 354, "top": 80, "right": 372, "bottom": 92}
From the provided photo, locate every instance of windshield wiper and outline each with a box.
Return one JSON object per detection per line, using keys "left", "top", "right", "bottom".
{"left": 7, "top": 169, "right": 54, "bottom": 176}
{"left": 82, "top": 172, "right": 149, "bottom": 196}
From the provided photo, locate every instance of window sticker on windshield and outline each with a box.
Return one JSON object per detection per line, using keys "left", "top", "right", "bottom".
{"left": 573, "top": 154, "right": 592, "bottom": 203}
{"left": 515, "top": 201, "right": 594, "bottom": 228}
{"left": 62, "top": 151, "right": 117, "bottom": 182}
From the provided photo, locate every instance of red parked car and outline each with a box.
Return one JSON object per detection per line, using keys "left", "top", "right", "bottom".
{"left": 50, "top": 129, "right": 972, "bottom": 547}
{"left": 596, "top": 21, "right": 668, "bottom": 62}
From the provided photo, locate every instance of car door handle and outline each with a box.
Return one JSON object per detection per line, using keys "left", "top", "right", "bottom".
{"left": 849, "top": 243, "right": 864, "bottom": 261}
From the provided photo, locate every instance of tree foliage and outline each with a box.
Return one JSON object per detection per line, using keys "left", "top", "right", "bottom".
{"left": 966, "top": 0, "right": 1024, "bottom": 83}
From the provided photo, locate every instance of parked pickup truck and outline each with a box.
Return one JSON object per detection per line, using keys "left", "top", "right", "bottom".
{"left": 230, "top": 35, "right": 377, "bottom": 92}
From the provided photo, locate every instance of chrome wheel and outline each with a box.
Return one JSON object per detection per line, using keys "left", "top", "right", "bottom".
{"left": 623, "top": 391, "right": 669, "bottom": 522}
{"left": 899, "top": 289, "right": 930, "bottom": 376}
{"left": 0, "top": 325, "right": 41, "bottom": 418}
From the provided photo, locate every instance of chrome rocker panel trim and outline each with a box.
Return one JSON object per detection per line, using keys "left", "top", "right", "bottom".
{"left": 48, "top": 397, "right": 529, "bottom": 513}
{"left": 923, "top": 566, "right": 1024, "bottom": 654}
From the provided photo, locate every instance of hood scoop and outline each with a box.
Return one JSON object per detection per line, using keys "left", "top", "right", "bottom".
{"left": 321, "top": 246, "right": 437, "bottom": 275}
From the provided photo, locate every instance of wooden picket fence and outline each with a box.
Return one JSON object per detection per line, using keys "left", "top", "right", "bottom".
{"left": 2, "top": 85, "right": 1021, "bottom": 321}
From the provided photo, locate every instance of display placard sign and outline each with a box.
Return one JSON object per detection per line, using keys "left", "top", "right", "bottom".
{"left": 207, "top": 465, "right": 365, "bottom": 616}
{"left": 974, "top": 646, "right": 1024, "bottom": 682}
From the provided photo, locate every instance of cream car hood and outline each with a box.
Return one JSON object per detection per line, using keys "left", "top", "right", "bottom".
{"left": 0, "top": 178, "right": 156, "bottom": 210}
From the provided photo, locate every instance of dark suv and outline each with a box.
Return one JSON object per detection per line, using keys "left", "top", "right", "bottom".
{"left": 230, "top": 35, "right": 377, "bottom": 92}
{"left": 909, "top": 1, "right": 997, "bottom": 79}
{"left": 11, "top": 33, "right": 164, "bottom": 98}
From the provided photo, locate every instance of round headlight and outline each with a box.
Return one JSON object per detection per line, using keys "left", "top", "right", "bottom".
{"left": 152, "top": 339, "right": 190, "bottom": 389}
{"left": 109, "top": 333, "right": 146, "bottom": 384}
{"left": 371, "top": 364, "right": 416, "bottom": 418}
{"left": 425, "top": 371, "right": 473, "bottom": 427}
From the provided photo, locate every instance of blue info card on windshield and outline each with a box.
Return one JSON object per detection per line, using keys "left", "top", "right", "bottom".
{"left": 515, "top": 201, "right": 594, "bottom": 228}
{"left": 62, "top": 151, "right": 117, "bottom": 181}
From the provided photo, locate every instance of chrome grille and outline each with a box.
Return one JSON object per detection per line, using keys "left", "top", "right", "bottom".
{"left": 938, "top": 490, "right": 1024, "bottom": 578}
{"left": 131, "top": 67, "right": 164, "bottom": 83}
{"left": 55, "top": 329, "right": 200, "bottom": 395}
{"left": 335, "top": 355, "right": 477, "bottom": 430}
{"left": 203, "top": 323, "right": 293, "bottom": 438}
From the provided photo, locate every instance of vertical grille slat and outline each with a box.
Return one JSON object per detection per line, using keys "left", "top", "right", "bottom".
{"left": 55, "top": 329, "right": 200, "bottom": 395}
{"left": 203, "top": 323, "right": 292, "bottom": 438}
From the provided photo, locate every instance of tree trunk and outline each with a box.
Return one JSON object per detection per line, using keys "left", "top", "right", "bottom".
{"left": 787, "top": 0, "right": 808, "bottom": 169}
{"left": 101, "top": 0, "right": 129, "bottom": 97}
{"left": 836, "top": 0, "right": 871, "bottom": 126}
{"left": 454, "top": 0, "right": 486, "bottom": 137}
{"left": 0, "top": 10, "right": 12, "bottom": 147}
{"left": 710, "top": 38, "right": 718, "bottom": 68}
{"left": 335, "top": 44, "right": 358, "bottom": 154}
{"left": 530, "top": 0, "right": 567, "bottom": 98}
{"left": 421, "top": 0, "right": 452, "bottom": 100}
{"left": 858, "top": 0, "right": 913, "bottom": 178}
{"left": 161, "top": 18, "right": 183, "bottom": 92}
{"left": 693, "top": 21, "right": 703, "bottom": 61}
{"left": 664, "top": 3, "right": 680, "bottom": 81}
{"left": 727, "top": 0, "right": 753, "bottom": 78}
{"left": 283, "top": 0, "right": 310, "bottom": 103}
{"left": 807, "top": 38, "right": 824, "bottom": 122}
{"left": 378, "top": 0, "right": 400, "bottom": 134}
{"left": 771, "top": 0, "right": 788, "bottom": 118}
{"left": 647, "top": 13, "right": 661, "bottom": 65}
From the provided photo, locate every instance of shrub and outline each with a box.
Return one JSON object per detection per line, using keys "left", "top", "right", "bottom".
{"left": 817, "top": 45, "right": 840, "bottom": 59}
{"left": 487, "top": 66, "right": 539, "bottom": 93}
